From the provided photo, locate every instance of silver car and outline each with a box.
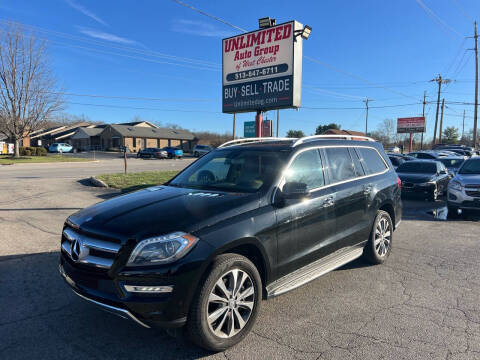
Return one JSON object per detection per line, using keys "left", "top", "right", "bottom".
{"left": 193, "top": 144, "right": 213, "bottom": 157}
{"left": 447, "top": 157, "right": 480, "bottom": 213}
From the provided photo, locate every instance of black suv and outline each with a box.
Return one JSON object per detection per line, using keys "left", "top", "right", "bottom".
{"left": 59, "top": 136, "right": 402, "bottom": 351}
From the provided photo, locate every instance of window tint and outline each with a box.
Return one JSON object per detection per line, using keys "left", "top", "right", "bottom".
{"left": 356, "top": 147, "right": 388, "bottom": 175}
{"left": 324, "top": 147, "right": 357, "bottom": 183}
{"left": 285, "top": 149, "right": 324, "bottom": 190}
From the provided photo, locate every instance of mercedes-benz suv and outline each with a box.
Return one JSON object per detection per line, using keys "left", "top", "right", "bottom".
{"left": 59, "top": 135, "right": 402, "bottom": 351}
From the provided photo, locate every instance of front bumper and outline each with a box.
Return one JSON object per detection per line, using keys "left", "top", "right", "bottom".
{"left": 447, "top": 187, "right": 480, "bottom": 210}
{"left": 401, "top": 182, "right": 436, "bottom": 197}
{"left": 59, "top": 240, "right": 213, "bottom": 328}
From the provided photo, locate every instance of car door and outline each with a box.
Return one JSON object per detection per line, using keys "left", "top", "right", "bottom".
{"left": 323, "top": 147, "right": 369, "bottom": 249}
{"left": 274, "top": 148, "right": 337, "bottom": 277}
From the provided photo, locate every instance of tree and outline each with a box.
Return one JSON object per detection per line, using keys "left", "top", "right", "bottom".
{"left": 315, "top": 123, "right": 340, "bottom": 135}
{"left": 286, "top": 129, "right": 305, "bottom": 138}
{"left": 0, "top": 24, "right": 63, "bottom": 157}
{"left": 442, "top": 126, "right": 459, "bottom": 144}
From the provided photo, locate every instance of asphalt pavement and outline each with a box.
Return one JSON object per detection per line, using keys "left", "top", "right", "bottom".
{"left": 1, "top": 160, "right": 480, "bottom": 360}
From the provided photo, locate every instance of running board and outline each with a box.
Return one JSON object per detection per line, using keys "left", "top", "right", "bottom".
{"left": 266, "top": 243, "right": 365, "bottom": 298}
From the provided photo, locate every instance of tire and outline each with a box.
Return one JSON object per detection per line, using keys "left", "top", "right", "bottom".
{"left": 187, "top": 254, "right": 262, "bottom": 352}
{"left": 194, "top": 151, "right": 199, "bottom": 157}
{"left": 363, "top": 210, "right": 393, "bottom": 265}
{"left": 447, "top": 205, "right": 459, "bottom": 218}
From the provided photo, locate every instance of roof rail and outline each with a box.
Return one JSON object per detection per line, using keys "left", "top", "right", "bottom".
{"left": 292, "top": 134, "right": 375, "bottom": 147}
{"left": 218, "top": 137, "right": 292, "bottom": 148}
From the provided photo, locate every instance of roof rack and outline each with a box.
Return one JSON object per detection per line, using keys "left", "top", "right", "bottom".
{"left": 292, "top": 134, "right": 375, "bottom": 147}
{"left": 218, "top": 137, "right": 292, "bottom": 148}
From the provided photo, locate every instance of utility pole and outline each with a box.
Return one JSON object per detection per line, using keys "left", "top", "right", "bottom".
{"left": 276, "top": 109, "right": 279, "bottom": 137}
{"left": 421, "top": 91, "right": 426, "bottom": 149}
{"left": 439, "top": 98, "right": 445, "bottom": 143}
{"left": 364, "top": 99, "right": 373, "bottom": 135}
{"left": 462, "top": 110, "right": 466, "bottom": 140}
{"left": 430, "top": 75, "right": 451, "bottom": 145}
{"left": 474, "top": 21, "right": 478, "bottom": 148}
{"left": 233, "top": 113, "right": 236, "bottom": 139}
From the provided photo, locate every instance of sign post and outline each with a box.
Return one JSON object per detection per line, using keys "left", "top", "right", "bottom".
{"left": 397, "top": 117, "right": 426, "bottom": 152}
{"left": 222, "top": 20, "right": 307, "bottom": 138}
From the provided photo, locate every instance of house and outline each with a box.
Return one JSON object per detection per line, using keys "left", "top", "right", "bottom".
{"left": 99, "top": 124, "right": 195, "bottom": 152}
{"left": 323, "top": 129, "right": 367, "bottom": 140}
{"left": 71, "top": 126, "right": 106, "bottom": 151}
{"left": 29, "top": 122, "right": 91, "bottom": 147}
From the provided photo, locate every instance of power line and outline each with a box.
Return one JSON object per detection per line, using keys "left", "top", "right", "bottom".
{"left": 67, "top": 101, "right": 221, "bottom": 113}
{"left": 172, "top": 0, "right": 247, "bottom": 32}
{"left": 415, "top": 0, "right": 462, "bottom": 38}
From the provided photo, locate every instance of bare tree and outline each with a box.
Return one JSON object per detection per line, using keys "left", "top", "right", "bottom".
{"left": 0, "top": 23, "right": 63, "bottom": 157}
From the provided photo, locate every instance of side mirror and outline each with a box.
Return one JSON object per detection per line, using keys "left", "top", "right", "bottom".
{"left": 283, "top": 181, "right": 309, "bottom": 199}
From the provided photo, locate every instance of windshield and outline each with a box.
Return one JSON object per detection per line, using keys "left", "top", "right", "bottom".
{"left": 459, "top": 159, "right": 480, "bottom": 174}
{"left": 169, "top": 148, "right": 289, "bottom": 192}
{"left": 440, "top": 159, "right": 464, "bottom": 169}
{"left": 397, "top": 162, "right": 437, "bottom": 174}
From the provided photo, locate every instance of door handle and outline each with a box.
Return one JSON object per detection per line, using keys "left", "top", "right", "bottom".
{"left": 323, "top": 196, "right": 335, "bottom": 208}
{"left": 363, "top": 185, "right": 373, "bottom": 195}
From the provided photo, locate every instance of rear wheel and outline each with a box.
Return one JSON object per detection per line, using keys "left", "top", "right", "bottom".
{"left": 363, "top": 210, "right": 393, "bottom": 264}
{"left": 187, "top": 254, "right": 262, "bottom": 351}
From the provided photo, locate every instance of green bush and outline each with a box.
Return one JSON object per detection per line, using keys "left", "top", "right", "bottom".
{"left": 19, "top": 146, "right": 47, "bottom": 156}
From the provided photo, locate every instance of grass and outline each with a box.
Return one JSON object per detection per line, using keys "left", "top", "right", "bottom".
{"left": 96, "top": 170, "right": 179, "bottom": 191}
{"left": 0, "top": 155, "right": 90, "bottom": 165}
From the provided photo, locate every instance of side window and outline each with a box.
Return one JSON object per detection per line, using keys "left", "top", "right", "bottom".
{"left": 409, "top": 153, "right": 418, "bottom": 158}
{"left": 349, "top": 147, "right": 365, "bottom": 177}
{"left": 285, "top": 149, "right": 324, "bottom": 190}
{"left": 324, "top": 147, "right": 357, "bottom": 183}
{"left": 356, "top": 147, "right": 388, "bottom": 175}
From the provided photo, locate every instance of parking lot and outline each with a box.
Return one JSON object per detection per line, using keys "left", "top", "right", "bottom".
{"left": 1, "top": 159, "right": 480, "bottom": 360}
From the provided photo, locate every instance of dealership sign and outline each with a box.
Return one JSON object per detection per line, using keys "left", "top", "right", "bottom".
{"left": 222, "top": 21, "right": 304, "bottom": 113}
{"left": 397, "top": 117, "right": 426, "bottom": 133}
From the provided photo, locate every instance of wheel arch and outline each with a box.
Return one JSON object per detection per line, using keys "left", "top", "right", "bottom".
{"left": 378, "top": 201, "right": 396, "bottom": 230}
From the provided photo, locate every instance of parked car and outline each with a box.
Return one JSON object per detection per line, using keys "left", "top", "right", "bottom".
{"left": 48, "top": 143, "right": 73, "bottom": 153}
{"left": 396, "top": 160, "right": 451, "bottom": 201}
{"left": 407, "top": 151, "right": 447, "bottom": 160}
{"left": 439, "top": 157, "right": 465, "bottom": 176}
{"left": 193, "top": 144, "right": 213, "bottom": 157}
{"left": 137, "top": 148, "right": 168, "bottom": 159}
{"left": 58, "top": 136, "right": 402, "bottom": 351}
{"left": 388, "top": 154, "right": 406, "bottom": 170}
{"left": 162, "top": 146, "right": 183, "bottom": 158}
{"left": 447, "top": 157, "right": 480, "bottom": 213}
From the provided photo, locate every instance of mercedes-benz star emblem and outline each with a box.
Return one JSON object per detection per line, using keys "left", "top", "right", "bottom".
{"left": 70, "top": 237, "right": 88, "bottom": 262}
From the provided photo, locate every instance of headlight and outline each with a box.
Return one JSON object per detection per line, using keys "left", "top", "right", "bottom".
{"left": 449, "top": 180, "right": 463, "bottom": 191}
{"left": 127, "top": 232, "right": 198, "bottom": 266}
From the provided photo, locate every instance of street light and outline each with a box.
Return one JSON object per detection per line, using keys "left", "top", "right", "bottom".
{"left": 258, "top": 17, "right": 276, "bottom": 29}
{"left": 295, "top": 25, "right": 312, "bottom": 40}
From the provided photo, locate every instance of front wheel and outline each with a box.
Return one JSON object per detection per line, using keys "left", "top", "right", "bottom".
{"left": 187, "top": 254, "right": 262, "bottom": 351}
{"left": 363, "top": 210, "right": 393, "bottom": 264}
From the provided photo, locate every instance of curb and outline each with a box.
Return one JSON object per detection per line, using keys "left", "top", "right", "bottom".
{"left": 89, "top": 176, "right": 108, "bottom": 188}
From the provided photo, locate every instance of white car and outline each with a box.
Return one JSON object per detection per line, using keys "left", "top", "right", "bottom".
{"left": 447, "top": 157, "right": 480, "bottom": 213}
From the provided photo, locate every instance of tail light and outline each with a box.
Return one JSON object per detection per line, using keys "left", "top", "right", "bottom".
{"left": 397, "top": 176, "right": 402, "bottom": 189}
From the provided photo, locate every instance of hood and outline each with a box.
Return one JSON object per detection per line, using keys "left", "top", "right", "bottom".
{"left": 68, "top": 185, "right": 259, "bottom": 242}
{"left": 397, "top": 173, "right": 435, "bottom": 183}
{"left": 454, "top": 173, "right": 480, "bottom": 185}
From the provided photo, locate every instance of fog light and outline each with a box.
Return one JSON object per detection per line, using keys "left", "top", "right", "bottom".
{"left": 124, "top": 285, "right": 173, "bottom": 293}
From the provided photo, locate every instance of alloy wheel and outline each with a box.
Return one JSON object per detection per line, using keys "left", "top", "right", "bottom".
{"left": 374, "top": 217, "right": 391, "bottom": 257}
{"left": 206, "top": 269, "right": 255, "bottom": 338}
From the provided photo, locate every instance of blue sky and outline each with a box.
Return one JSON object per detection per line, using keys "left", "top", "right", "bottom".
{"left": 1, "top": 0, "right": 479, "bottom": 138}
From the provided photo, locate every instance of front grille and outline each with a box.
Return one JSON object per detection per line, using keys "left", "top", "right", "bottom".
{"left": 465, "top": 190, "right": 480, "bottom": 197}
{"left": 61, "top": 227, "right": 121, "bottom": 269}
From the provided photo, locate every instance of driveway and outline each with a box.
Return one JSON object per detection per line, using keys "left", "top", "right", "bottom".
{"left": 1, "top": 161, "right": 480, "bottom": 359}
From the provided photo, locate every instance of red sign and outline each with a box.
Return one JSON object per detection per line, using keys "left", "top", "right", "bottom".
{"left": 262, "top": 120, "right": 272, "bottom": 137}
{"left": 397, "top": 117, "right": 426, "bottom": 133}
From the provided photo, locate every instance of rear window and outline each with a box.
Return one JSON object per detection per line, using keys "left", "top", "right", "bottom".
{"left": 324, "top": 147, "right": 357, "bottom": 183}
{"left": 356, "top": 147, "right": 388, "bottom": 175}
{"left": 440, "top": 159, "right": 464, "bottom": 168}
{"left": 397, "top": 162, "right": 437, "bottom": 174}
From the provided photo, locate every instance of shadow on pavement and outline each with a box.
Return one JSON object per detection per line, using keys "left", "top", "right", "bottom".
{"left": 0, "top": 251, "right": 211, "bottom": 359}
